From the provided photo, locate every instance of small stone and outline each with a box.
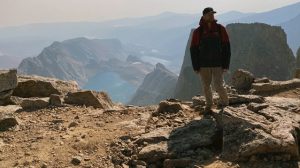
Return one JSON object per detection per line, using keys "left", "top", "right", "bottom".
{"left": 41, "top": 162, "right": 48, "bottom": 168}
{"left": 68, "top": 121, "right": 79, "bottom": 128}
{"left": 71, "top": 156, "right": 82, "bottom": 165}
{"left": 49, "top": 94, "right": 63, "bottom": 106}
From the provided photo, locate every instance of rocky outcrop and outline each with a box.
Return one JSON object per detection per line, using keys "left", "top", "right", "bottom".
{"left": 0, "top": 69, "right": 17, "bottom": 104}
{"left": 64, "top": 90, "right": 114, "bottom": 109}
{"left": 110, "top": 87, "right": 300, "bottom": 167}
{"left": 227, "top": 23, "right": 295, "bottom": 80}
{"left": 0, "top": 70, "right": 116, "bottom": 110}
{"left": 129, "top": 63, "right": 178, "bottom": 106}
{"left": 174, "top": 23, "right": 296, "bottom": 101}
{"left": 13, "top": 75, "right": 78, "bottom": 98}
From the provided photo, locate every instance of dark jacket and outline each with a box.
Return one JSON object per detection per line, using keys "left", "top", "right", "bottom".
{"left": 190, "top": 17, "right": 231, "bottom": 71}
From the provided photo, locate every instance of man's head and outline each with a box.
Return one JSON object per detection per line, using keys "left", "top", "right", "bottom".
{"left": 202, "top": 7, "right": 216, "bottom": 22}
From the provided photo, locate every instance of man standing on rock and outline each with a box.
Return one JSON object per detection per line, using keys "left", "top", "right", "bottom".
{"left": 190, "top": 7, "right": 231, "bottom": 113}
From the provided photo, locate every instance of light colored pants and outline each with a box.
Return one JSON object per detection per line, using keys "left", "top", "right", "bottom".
{"left": 198, "top": 67, "right": 229, "bottom": 108}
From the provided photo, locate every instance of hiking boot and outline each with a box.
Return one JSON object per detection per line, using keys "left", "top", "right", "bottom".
{"left": 203, "top": 106, "right": 213, "bottom": 115}
{"left": 217, "top": 103, "right": 228, "bottom": 110}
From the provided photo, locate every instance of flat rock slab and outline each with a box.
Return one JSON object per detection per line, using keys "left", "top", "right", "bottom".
{"left": 0, "top": 105, "right": 22, "bottom": 113}
{"left": 13, "top": 75, "right": 79, "bottom": 98}
{"left": 251, "top": 78, "right": 300, "bottom": 95}
{"left": 64, "top": 90, "right": 114, "bottom": 109}
{"left": 135, "top": 127, "right": 172, "bottom": 145}
{"left": 192, "top": 94, "right": 265, "bottom": 107}
{"left": 228, "top": 94, "right": 265, "bottom": 105}
{"left": 168, "top": 118, "right": 218, "bottom": 154}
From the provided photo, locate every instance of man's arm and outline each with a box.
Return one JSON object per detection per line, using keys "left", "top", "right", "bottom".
{"left": 190, "top": 28, "right": 201, "bottom": 71}
{"left": 219, "top": 25, "right": 231, "bottom": 70}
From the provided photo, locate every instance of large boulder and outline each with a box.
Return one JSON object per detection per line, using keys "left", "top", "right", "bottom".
{"left": 13, "top": 75, "right": 79, "bottom": 98}
{"left": 0, "top": 69, "right": 17, "bottom": 103}
{"left": 192, "top": 94, "right": 265, "bottom": 107}
{"left": 154, "top": 100, "right": 183, "bottom": 115}
{"left": 64, "top": 90, "right": 114, "bottom": 109}
{"left": 219, "top": 105, "right": 300, "bottom": 161}
{"left": 138, "top": 142, "right": 169, "bottom": 164}
{"left": 231, "top": 69, "right": 255, "bottom": 91}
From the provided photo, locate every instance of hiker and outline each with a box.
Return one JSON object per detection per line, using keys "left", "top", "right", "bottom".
{"left": 190, "top": 7, "right": 231, "bottom": 112}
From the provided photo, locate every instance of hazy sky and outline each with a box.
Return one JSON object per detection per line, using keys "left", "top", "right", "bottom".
{"left": 1, "top": 0, "right": 300, "bottom": 27}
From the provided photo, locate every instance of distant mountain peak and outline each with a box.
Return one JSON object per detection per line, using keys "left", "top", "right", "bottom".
{"left": 155, "top": 63, "right": 167, "bottom": 71}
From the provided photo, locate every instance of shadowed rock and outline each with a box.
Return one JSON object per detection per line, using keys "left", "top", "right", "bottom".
{"left": 0, "top": 113, "right": 20, "bottom": 131}
{"left": 13, "top": 75, "right": 78, "bottom": 98}
{"left": 0, "top": 69, "right": 17, "bottom": 104}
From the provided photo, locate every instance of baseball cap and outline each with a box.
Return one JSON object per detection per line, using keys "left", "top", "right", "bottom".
{"left": 203, "top": 7, "right": 217, "bottom": 15}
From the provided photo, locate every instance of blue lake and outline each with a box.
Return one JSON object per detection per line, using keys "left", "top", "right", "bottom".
{"left": 83, "top": 72, "right": 137, "bottom": 104}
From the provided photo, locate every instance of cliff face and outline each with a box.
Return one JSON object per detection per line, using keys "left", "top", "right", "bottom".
{"left": 174, "top": 23, "right": 296, "bottom": 101}
{"left": 129, "top": 63, "right": 178, "bottom": 106}
{"left": 227, "top": 23, "right": 295, "bottom": 80}
{"left": 297, "top": 47, "right": 300, "bottom": 68}
{"left": 280, "top": 14, "right": 300, "bottom": 54}
{"left": 173, "top": 29, "right": 202, "bottom": 101}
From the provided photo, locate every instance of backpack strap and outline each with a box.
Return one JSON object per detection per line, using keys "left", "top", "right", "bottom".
{"left": 217, "top": 24, "right": 222, "bottom": 40}
{"left": 198, "top": 26, "right": 204, "bottom": 44}
{"left": 198, "top": 24, "right": 222, "bottom": 43}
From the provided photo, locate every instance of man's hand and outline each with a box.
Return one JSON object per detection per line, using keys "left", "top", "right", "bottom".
{"left": 194, "top": 69, "right": 200, "bottom": 74}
